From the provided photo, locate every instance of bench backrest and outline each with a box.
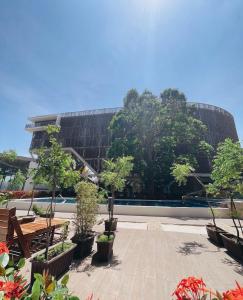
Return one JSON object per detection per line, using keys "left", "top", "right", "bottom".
{"left": 0, "top": 207, "right": 16, "bottom": 243}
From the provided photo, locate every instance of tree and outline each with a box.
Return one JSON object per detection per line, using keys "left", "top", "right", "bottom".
{"left": 100, "top": 156, "right": 134, "bottom": 199}
{"left": 8, "top": 170, "right": 25, "bottom": 191}
{"left": 0, "top": 150, "right": 17, "bottom": 189}
{"left": 36, "top": 125, "right": 79, "bottom": 259}
{"left": 207, "top": 138, "right": 243, "bottom": 240}
{"left": 108, "top": 88, "right": 213, "bottom": 197}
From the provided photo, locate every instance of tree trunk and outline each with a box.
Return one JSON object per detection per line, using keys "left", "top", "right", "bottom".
{"left": 27, "top": 188, "right": 35, "bottom": 216}
{"left": 230, "top": 196, "right": 240, "bottom": 242}
{"left": 45, "top": 186, "right": 55, "bottom": 260}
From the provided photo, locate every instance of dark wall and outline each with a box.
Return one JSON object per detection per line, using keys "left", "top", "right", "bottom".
{"left": 30, "top": 105, "right": 238, "bottom": 174}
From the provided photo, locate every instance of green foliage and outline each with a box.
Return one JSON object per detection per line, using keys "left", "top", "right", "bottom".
{"left": 0, "top": 150, "right": 17, "bottom": 162}
{"left": 97, "top": 234, "right": 114, "bottom": 242}
{"left": 29, "top": 271, "right": 80, "bottom": 300}
{"left": 32, "top": 204, "right": 44, "bottom": 215}
{"left": 34, "top": 242, "right": 73, "bottom": 262}
{"left": 171, "top": 163, "right": 195, "bottom": 186}
{"left": 8, "top": 169, "right": 25, "bottom": 190}
{"left": 108, "top": 88, "right": 212, "bottom": 196}
{"left": 36, "top": 125, "right": 79, "bottom": 194}
{"left": 207, "top": 139, "right": 243, "bottom": 197}
{"left": 0, "top": 192, "right": 11, "bottom": 207}
{"left": 74, "top": 181, "right": 99, "bottom": 236}
{"left": 100, "top": 156, "right": 134, "bottom": 196}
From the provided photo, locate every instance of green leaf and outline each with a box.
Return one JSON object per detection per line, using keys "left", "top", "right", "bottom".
{"left": 17, "top": 257, "right": 25, "bottom": 269}
{"left": 0, "top": 291, "right": 4, "bottom": 300}
{"left": 5, "top": 267, "right": 14, "bottom": 275}
{"left": 31, "top": 279, "right": 41, "bottom": 300}
{"left": 0, "top": 253, "right": 9, "bottom": 268}
{"left": 69, "top": 297, "right": 80, "bottom": 300}
{"left": 61, "top": 274, "right": 69, "bottom": 287}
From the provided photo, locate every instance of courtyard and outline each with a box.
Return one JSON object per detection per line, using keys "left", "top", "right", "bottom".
{"left": 19, "top": 211, "right": 243, "bottom": 299}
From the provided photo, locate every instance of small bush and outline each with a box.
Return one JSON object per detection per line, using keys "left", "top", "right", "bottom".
{"left": 97, "top": 234, "right": 114, "bottom": 242}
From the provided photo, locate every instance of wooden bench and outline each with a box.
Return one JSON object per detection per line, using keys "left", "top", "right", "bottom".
{"left": 0, "top": 208, "right": 69, "bottom": 258}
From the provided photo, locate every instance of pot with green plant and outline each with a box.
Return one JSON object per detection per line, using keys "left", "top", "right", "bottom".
{"left": 32, "top": 203, "right": 55, "bottom": 218}
{"left": 96, "top": 232, "right": 115, "bottom": 262}
{"left": 206, "top": 139, "right": 243, "bottom": 260}
{"left": 171, "top": 162, "right": 226, "bottom": 247}
{"left": 100, "top": 156, "right": 133, "bottom": 232}
{"left": 31, "top": 222, "right": 76, "bottom": 283}
{"left": 71, "top": 180, "right": 99, "bottom": 259}
{"left": 31, "top": 125, "right": 79, "bottom": 277}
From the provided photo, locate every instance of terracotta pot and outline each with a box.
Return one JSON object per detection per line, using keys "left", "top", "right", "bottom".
{"left": 105, "top": 218, "right": 118, "bottom": 232}
{"left": 206, "top": 224, "right": 225, "bottom": 247}
{"left": 221, "top": 232, "right": 243, "bottom": 261}
{"left": 96, "top": 233, "right": 115, "bottom": 262}
{"left": 71, "top": 233, "right": 95, "bottom": 259}
{"left": 31, "top": 243, "right": 76, "bottom": 285}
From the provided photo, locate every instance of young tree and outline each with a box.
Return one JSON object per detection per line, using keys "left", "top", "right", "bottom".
{"left": 100, "top": 156, "right": 134, "bottom": 199}
{"left": 36, "top": 125, "right": 79, "bottom": 259}
{"left": 207, "top": 138, "right": 243, "bottom": 240}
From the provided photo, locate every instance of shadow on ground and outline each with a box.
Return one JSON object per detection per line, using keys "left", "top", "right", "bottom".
{"left": 69, "top": 252, "right": 121, "bottom": 276}
{"left": 222, "top": 256, "right": 243, "bottom": 275}
{"left": 177, "top": 241, "right": 208, "bottom": 255}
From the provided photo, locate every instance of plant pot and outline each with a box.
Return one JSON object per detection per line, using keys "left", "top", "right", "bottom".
{"left": 206, "top": 224, "right": 225, "bottom": 247}
{"left": 21, "top": 215, "right": 36, "bottom": 224}
{"left": 105, "top": 218, "right": 118, "bottom": 232}
{"left": 96, "top": 233, "right": 115, "bottom": 262}
{"left": 71, "top": 233, "right": 95, "bottom": 259}
{"left": 31, "top": 243, "right": 76, "bottom": 285}
{"left": 221, "top": 232, "right": 243, "bottom": 261}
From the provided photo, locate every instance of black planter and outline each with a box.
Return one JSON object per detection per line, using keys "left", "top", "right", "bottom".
{"left": 71, "top": 233, "right": 95, "bottom": 259}
{"left": 105, "top": 218, "right": 118, "bottom": 232}
{"left": 96, "top": 233, "right": 115, "bottom": 262}
{"left": 21, "top": 215, "right": 36, "bottom": 224}
{"left": 221, "top": 232, "right": 243, "bottom": 261}
{"left": 206, "top": 224, "right": 225, "bottom": 247}
{"left": 31, "top": 243, "right": 76, "bottom": 285}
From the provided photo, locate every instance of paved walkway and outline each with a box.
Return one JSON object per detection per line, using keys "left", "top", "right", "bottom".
{"left": 19, "top": 212, "right": 243, "bottom": 299}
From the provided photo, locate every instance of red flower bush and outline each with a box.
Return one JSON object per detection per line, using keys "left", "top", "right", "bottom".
{"left": 173, "top": 277, "right": 208, "bottom": 300}
{"left": 173, "top": 277, "right": 243, "bottom": 300}
{"left": 0, "top": 241, "right": 9, "bottom": 254}
{"left": 223, "top": 283, "right": 243, "bottom": 300}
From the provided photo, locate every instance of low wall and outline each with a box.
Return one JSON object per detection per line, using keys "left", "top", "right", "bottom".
{"left": 8, "top": 199, "right": 230, "bottom": 218}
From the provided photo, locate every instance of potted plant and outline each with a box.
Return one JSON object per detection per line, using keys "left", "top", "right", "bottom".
{"left": 31, "top": 222, "right": 76, "bottom": 283}
{"left": 96, "top": 233, "right": 115, "bottom": 262}
{"left": 71, "top": 180, "right": 99, "bottom": 259}
{"left": 100, "top": 156, "right": 133, "bottom": 232}
{"left": 171, "top": 162, "right": 226, "bottom": 246}
{"left": 30, "top": 125, "right": 79, "bottom": 278}
{"left": 207, "top": 139, "right": 243, "bottom": 260}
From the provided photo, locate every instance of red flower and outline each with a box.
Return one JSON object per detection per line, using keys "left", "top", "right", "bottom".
{"left": 0, "top": 242, "right": 9, "bottom": 255}
{"left": 173, "top": 277, "right": 207, "bottom": 300}
{"left": 3, "top": 281, "right": 26, "bottom": 299}
{"left": 223, "top": 282, "right": 243, "bottom": 300}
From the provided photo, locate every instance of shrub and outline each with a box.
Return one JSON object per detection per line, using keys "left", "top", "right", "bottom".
{"left": 73, "top": 181, "right": 99, "bottom": 237}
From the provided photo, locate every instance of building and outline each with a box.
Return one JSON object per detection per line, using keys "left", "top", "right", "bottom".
{"left": 26, "top": 102, "right": 238, "bottom": 176}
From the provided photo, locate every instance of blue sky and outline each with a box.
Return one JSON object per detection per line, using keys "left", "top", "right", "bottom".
{"left": 0, "top": 0, "right": 243, "bottom": 156}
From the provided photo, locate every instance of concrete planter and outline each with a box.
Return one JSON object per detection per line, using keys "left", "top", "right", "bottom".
{"left": 206, "top": 224, "right": 225, "bottom": 247}
{"left": 31, "top": 243, "right": 76, "bottom": 284}
{"left": 221, "top": 233, "right": 243, "bottom": 262}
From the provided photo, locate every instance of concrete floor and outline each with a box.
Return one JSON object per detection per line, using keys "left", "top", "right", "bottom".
{"left": 19, "top": 212, "right": 243, "bottom": 299}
